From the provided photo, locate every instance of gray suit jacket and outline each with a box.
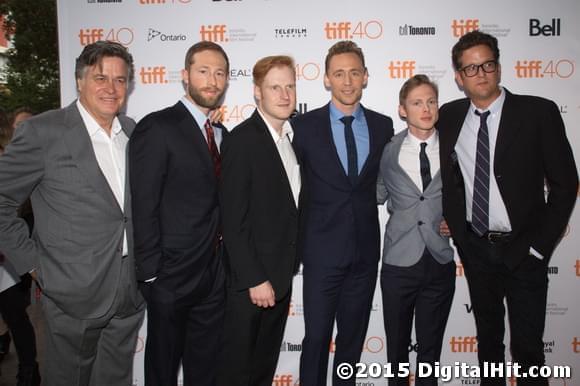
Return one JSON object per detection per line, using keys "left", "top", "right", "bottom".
{"left": 377, "top": 129, "right": 453, "bottom": 267}
{"left": 0, "top": 102, "right": 142, "bottom": 319}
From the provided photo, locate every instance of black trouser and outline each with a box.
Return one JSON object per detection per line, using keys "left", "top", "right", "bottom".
{"left": 0, "top": 275, "right": 37, "bottom": 366}
{"left": 460, "top": 231, "right": 549, "bottom": 386}
{"left": 381, "top": 249, "right": 455, "bottom": 386}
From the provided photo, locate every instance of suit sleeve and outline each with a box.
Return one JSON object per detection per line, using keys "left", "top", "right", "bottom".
{"left": 129, "top": 115, "right": 168, "bottom": 281}
{"left": 377, "top": 145, "right": 390, "bottom": 205}
{"left": 0, "top": 121, "right": 44, "bottom": 275}
{"left": 533, "top": 100, "right": 578, "bottom": 258}
{"left": 220, "top": 131, "right": 268, "bottom": 291}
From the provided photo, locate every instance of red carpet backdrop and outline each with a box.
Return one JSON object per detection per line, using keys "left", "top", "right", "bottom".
{"left": 57, "top": 0, "right": 579, "bottom": 384}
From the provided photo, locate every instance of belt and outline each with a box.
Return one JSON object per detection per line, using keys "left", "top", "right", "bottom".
{"left": 467, "top": 223, "right": 511, "bottom": 244}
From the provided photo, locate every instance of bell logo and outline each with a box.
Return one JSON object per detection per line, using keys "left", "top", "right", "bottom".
{"left": 573, "top": 337, "right": 580, "bottom": 353}
{"left": 451, "top": 19, "right": 479, "bottom": 37}
{"left": 529, "top": 18, "right": 561, "bottom": 36}
{"left": 79, "top": 29, "right": 103, "bottom": 45}
{"left": 139, "top": 66, "right": 167, "bottom": 84}
{"left": 575, "top": 260, "right": 580, "bottom": 276}
{"left": 200, "top": 24, "right": 228, "bottom": 42}
{"left": 449, "top": 336, "right": 478, "bottom": 352}
{"left": 388, "top": 61, "right": 416, "bottom": 79}
{"left": 272, "top": 374, "right": 293, "bottom": 386}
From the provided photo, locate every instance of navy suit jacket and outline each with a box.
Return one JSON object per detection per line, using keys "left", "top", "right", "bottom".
{"left": 292, "top": 103, "right": 393, "bottom": 268}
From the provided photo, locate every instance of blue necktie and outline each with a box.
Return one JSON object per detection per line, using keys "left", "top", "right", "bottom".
{"left": 419, "top": 142, "right": 431, "bottom": 191}
{"left": 472, "top": 110, "right": 491, "bottom": 236}
{"left": 340, "top": 115, "right": 357, "bottom": 184}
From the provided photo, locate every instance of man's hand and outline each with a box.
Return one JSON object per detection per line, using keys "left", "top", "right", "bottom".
{"left": 209, "top": 108, "right": 224, "bottom": 124}
{"left": 439, "top": 219, "right": 451, "bottom": 237}
{"left": 248, "top": 281, "right": 275, "bottom": 308}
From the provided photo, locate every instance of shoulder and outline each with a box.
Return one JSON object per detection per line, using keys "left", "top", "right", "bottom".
{"left": 439, "top": 98, "right": 469, "bottom": 115}
{"left": 134, "top": 102, "right": 186, "bottom": 133}
{"left": 291, "top": 105, "right": 328, "bottom": 128}
{"left": 362, "top": 106, "right": 392, "bottom": 124}
{"left": 506, "top": 90, "right": 556, "bottom": 110}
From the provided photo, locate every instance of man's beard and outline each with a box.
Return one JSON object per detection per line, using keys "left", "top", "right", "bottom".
{"left": 188, "top": 84, "right": 224, "bottom": 110}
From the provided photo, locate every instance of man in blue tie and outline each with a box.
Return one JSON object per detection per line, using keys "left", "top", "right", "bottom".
{"left": 292, "top": 40, "right": 394, "bottom": 386}
{"left": 438, "top": 31, "right": 578, "bottom": 386}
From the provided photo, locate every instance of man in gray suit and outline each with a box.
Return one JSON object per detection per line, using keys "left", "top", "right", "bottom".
{"left": 0, "top": 41, "right": 144, "bottom": 386}
{"left": 377, "top": 75, "right": 455, "bottom": 386}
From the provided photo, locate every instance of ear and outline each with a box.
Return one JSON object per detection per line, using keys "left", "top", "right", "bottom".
{"left": 454, "top": 70, "right": 464, "bottom": 89}
{"left": 254, "top": 84, "right": 261, "bottom": 102}
{"left": 181, "top": 69, "right": 189, "bottom": 84}
{"left": 323, "top": 73, "right": 331, "bottom": 89}
{"left": 398, "top": 105, "right": 407, "bottom": 120}
{"left": 362, "top": 68, "right": 369, "bottom": 88}
{"left": 496, "top": 63, "right": 502, "bottom": 84}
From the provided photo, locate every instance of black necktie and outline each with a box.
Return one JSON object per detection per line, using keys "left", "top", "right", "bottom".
{"left": 472, "top": 110, "right": 491, "bottom": 236}
{"left": 419, "top": 142, "right": 431, "bottom": 191}
{"left": 204, "top": 119, "right": 221, "bottom": 179}
{"left": 340, "top": 115, "right": 357, "bottom": 184}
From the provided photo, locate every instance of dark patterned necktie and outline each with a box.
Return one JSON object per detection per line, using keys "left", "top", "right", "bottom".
{"left": 419, "top": 142, "right": 431, "bottom": 191}
{"left": 340, "top": 115, "right": 357, "bottom": 184}
{"left": 204, "top": 119, "right": 221, "bottom": 178}
{"left": 471, "top": 110, "right": 491, "bottom": 236}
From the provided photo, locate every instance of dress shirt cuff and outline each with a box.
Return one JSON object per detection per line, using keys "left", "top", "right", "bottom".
{"left": 529, "top": 247, "right": 544, "bottom": 260}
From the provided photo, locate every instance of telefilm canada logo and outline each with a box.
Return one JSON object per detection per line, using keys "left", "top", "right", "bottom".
{"left": 274, "top": 27, "right": 308, "bottom": 38}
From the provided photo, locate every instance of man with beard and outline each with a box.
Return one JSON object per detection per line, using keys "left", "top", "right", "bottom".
{"left": 129, "top": 41, "right": 229, "bottom": 386}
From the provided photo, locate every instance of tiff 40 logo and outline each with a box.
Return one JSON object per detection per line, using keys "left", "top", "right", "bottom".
{"left": 78, "top": 27, "right": 134, "bottom": 46}
{"left": 324, "top": 20, "right": 383, "bottom": 40}
{"left": 514, "top": 59, "right": 575, "bottom": 78}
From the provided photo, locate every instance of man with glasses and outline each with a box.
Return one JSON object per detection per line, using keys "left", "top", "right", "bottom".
{"left": 438, "top": 30, "right": 578, "bottom": 385}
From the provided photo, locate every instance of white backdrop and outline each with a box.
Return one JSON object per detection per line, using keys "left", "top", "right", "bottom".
{"left": 56, "top": 1, "right": 579, "bottom": 385}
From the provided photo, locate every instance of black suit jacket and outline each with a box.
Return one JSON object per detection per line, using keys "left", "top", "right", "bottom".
{"left": 129, "top": 101, "right": 225, "bottom": 299}
{"left": 292, "top": 103, "right": 393, "bottom": 268}
{"left": 220, "top": 110, "right": 299, "bottom": 300}
{"left": 439, "top": 89, "right": 578, "bottom": 267}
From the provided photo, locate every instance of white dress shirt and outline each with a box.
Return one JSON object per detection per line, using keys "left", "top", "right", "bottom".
{"left": 77, "top": 100, "right": 128, "bottom": 255}
{"left": 257, "top": 108, "right": 301, "bottom": 207}
{"left": 399, "top": 130, "right": 440, "bottom": 191}
{"left": 455, "top": 88, "right": 511, "bottom": 233}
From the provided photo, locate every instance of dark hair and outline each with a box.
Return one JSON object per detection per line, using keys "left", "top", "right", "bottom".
{"left": 253, "top": 55, "right": 295, "bottom": 87}
{"left": 75, "top": 41, "right": 134, "bottom": 82}
{"left": 184, "top": 41, "right": 230, "bottom": 72}
{"left": 451, "top": 30, "right": 500, "bottom": 70}
{"left": 325, "top": 40, "right": 365, "bottom": 73}
{"left": 399, "top": 74, "right": 438, "bottom": 105}
{"left": 0, "top": 109, "right": 11, "bottom": 150}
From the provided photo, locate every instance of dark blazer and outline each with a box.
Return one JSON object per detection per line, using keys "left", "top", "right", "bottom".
{"left": 292, "top": 103, "right": 394, "bottom": 268}
{"left": 439, "top": 89, "right": 578, "bottom": 267}
{"left": 129, "top": 101, "right": 225, "bottom": 299}
{"left": 220, "top": 110, "right": 299, "bottom": 300}
{"left": 0, "top": 102, "right": 141, "bottom": 319}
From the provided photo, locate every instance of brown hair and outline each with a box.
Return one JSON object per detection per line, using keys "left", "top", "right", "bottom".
{"left": 452, "top": 30, "right": 500, "bottom": 70}
{"left": 324, "top": 40, "right": 365, "bottom": 73}
{"left": 399, "top": 74, "right": 438, "bottom": 105}
{"left": 184, "top": 41, "right": 230, "bottom": 72}
{"left": 253, "top": 55, "right": 296, "bottom": 87}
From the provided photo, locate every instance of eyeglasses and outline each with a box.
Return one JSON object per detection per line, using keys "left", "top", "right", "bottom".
{"left": 459, "top": 60, "right": 498, "bottom": 77}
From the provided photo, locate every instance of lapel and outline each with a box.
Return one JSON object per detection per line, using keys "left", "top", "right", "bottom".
{"left": 174, "top": 101, "right": 217, "bottom": 182}
{"left": 251, "top": 110, "right": 297, "bottom": 212}
{"left": 319, "top": 103, "right": 351, "bottom": 186}
{"left": 358, "top": 104, "right": 378, "bottom": 183}
{"left": 62, "top": 102, "right": 122, "bottom": 213}
{"left": 387, "top": 130, "right": 422, "bottom": 195}
{"left": 493, "top": 89, "right": 521, "bottom": 169}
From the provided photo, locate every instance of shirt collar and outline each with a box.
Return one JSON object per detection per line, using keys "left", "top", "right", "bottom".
{"left": 180, "top": 96, "right": 210, "bottom": 128}
{"left": 406, "top": 129, "right": 438, "bottom": 148}
{"left": 329, "top": 101, "right": 364, "bottom": 122}
{"left": 76, "top": 100, "right": 122, "bottom": 137}
{"left": 257, "top": 108, "right": 294, "bottom": 142}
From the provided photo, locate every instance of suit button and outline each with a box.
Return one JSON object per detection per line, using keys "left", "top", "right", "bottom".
{"left": 419, "top": 196, "right": 425, "bottom": 201}
{"left": 418, "top": 221, "right": 424, "bottom": 226}
{"left": 123, "top": 216, "right": 128, "bottom": 223}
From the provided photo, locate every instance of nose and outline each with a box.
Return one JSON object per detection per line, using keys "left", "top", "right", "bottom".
{"left": 208, "top": 72, "right": 218, "bottom": 86}
{"left": 344, "top": 73, "right": 352, "bottom": 85}
{"left": 280, "top": 87, "right": 290, "bottom": 100}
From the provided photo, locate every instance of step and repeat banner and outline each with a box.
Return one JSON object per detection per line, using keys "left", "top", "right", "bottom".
{"left": 57, "top": 1, "right": 579, "bottom": 385}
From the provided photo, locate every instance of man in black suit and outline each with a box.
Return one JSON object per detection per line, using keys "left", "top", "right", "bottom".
{"left": 292, "top": 40, "right": 394, "bottom": 386}
{"left": 129, "top": 41, "right": 229, "bottom": 386}
{"left": 439, "top": 31, "right": 578, "bottom": 386}
{"left": 218, "top": 55, "right": 300, "bottom": 386}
